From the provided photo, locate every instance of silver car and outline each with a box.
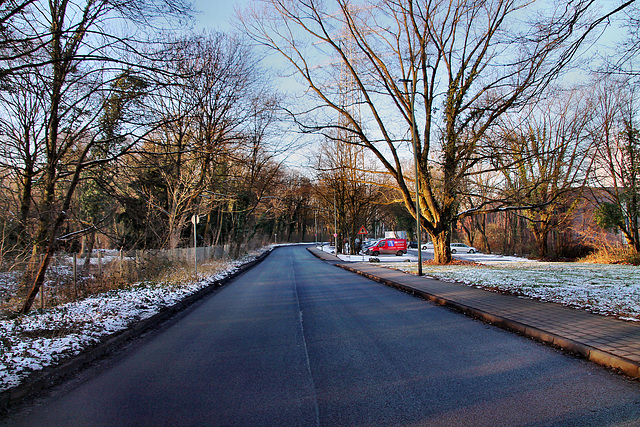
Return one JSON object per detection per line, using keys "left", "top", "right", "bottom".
{"left": 450, "top": 243, "right": 478, "bottom": 254}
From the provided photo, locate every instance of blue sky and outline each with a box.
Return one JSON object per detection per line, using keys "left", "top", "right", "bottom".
{"left": 189, "top": 0, "right": 311, "bottom": 171}
{"left": 192, "top": 0, "right": 249, "bottom": 31}
{"left": 186, "top": 0, "right": 630, "bottom": 173}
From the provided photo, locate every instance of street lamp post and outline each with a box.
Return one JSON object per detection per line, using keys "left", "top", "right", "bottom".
{"left": 191, "top": 214, "right": 200, "bottom": 278}
{"left": 334, "top": 192, "right": 338, "bottom": 251}
{"left": 400, "top": 78, "right": 423, "bottom": 276}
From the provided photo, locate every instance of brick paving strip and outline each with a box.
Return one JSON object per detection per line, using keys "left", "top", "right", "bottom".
{"left": 306, "top": 247, "right": 640, "bottom": 379}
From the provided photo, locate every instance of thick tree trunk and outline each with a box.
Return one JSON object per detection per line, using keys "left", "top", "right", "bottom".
{"left": 431, "top": 228, "right": 452, "bottom": 264}
{"left": 622, "top": 228, "right": 640, "bottom": 254}
{"left": 531, "top": 226, "right": 549, "bottom": 258}
{"left": 538, "top": 232, "right": 549, "bottom": 258}
{"left": 168, "top": 212, "right": 188, "bottom": 250}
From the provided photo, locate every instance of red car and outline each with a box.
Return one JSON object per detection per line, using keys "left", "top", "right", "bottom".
{"left": 365, "top": 238, "right": 407, "bottom": 256}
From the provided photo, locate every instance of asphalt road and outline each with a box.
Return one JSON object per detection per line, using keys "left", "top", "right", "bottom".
{"left": 3, "top": 245, "right": 640, "bottom": 426}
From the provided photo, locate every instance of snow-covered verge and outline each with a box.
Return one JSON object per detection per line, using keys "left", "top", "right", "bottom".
{"left": 388, "top": 261, "right": 640, "bottom": 322}
{"left": 0, "top": 249, "right": 269, "bottom": 394}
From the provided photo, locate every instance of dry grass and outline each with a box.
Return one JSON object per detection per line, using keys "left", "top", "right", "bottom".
{"left": 0, "top": 255, "right": 231, "bottom": 319}
{"left": 151, "top": 259, "right": 230, "bottom": 288}
{"left": 580, "top": 246, "right": 640, "bottom": 265}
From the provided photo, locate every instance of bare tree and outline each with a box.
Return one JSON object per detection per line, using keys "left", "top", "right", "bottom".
{"left": 456, "top": 169, "right": 503, "bottom": 253}
{"left": 0, "top": 69, "right": 47, "bottom": 245}
{"left": 206, "top": 97, "right": 284, "bottom": 257}
{"left": 604, "top": 1, "right": 640, "bottom": 79}
{"left": 0, "top": 0, "right": 38, "bottom": 72}
{"left": 133, "top": 33, "right": 275, "bottom": 250}
{"left": 490, "top": 88, "right": 594, "bottom": 257}
{"left": 589, "top": 77, "right": 640, "bottom": 253}
{"left": 314, "top": 136, "right": 382, "bottom": 254}
{"left": 4, "top": 0, "right": 192, "bottom": 314}
{"left": 241, "top": 0, "right": 631, "bottom": 264}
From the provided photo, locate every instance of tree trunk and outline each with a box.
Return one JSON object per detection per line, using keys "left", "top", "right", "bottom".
{"left": 622, "top": 228, "right": 639, "bottom": 253}
{"left": 18, "top": 145, "right": 34, "bottom": 245}
{"left": 81, "top": 232, "right": 96, "bottom": 273}
{"left": 461, "top": 220, "right": 474, "bottom": 246}
{"left": 631, "top": 190, "right": 639, "bottom": 253}
{"left": 431, "top": 228, "right": 452, "bottom": 264}
{"left": 168, "top": 212, "right": 188, "bottom": 249}
{"left": 537, "top": 231, "right": 549, "bottom": 259}
{"left": 213, "top": 208, "right": 224, "bottom": 246}
{"left": 478, "top": 215, "right": 491, "bottom": 253}
{"left": 21, "top": 207, "right": 73, "bottom": 313}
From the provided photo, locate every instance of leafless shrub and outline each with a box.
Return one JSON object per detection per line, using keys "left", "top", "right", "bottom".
{"left": 0, "top": 248, "right": 232, "bottom": 319}
{"left": 580, "top": 246, "right": 640, "bottom": 265}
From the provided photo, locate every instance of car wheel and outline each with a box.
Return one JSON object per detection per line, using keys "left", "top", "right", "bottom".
{"left": 396, "top": 250, "right": 403, "bottom": 256}
{"left": 451, "top": 249, "right": 457, "bottom": 254}
{"left": 468, "top": 249, "right": 475, "bottom": 254}
{"left": 372, "top": 251, "right": 379, "bottom": 256}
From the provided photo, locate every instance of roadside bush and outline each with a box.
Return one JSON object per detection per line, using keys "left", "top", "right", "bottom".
{"left": 0, "top": 252, "right": 231, "bottom": 319}
{"left": 580, "top": 246, "right": 640, "bottom": 265}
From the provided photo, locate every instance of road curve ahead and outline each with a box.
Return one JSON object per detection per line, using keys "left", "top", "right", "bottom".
{"left": 4, "top": 245, "right": 640, "bottom": 426}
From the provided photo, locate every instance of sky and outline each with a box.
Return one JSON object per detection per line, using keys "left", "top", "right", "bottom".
{"left": 186, "top": 0, "right": 632, "bottom": 174}
{"left": 190, "top": 0, "right": 316, "bottom": 172}
{"left": 192, "top": 0, "right": 250, "bottom": 32}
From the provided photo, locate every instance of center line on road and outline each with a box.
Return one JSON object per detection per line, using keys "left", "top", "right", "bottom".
{"left": 292, "top": 254, "right": 321, "bottom": 427}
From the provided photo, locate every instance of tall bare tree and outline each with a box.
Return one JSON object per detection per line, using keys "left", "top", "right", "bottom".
{"left": 315, "top": 136, "right": 381, "bottom": 254}
{"left": 589, "top": 77, "right": 640, "bottom": 253}
{"left": 491, "top": 89, "right": 594, "bottom": 257}
{"left": 241, "top": 0, "right": 632, "bottom": 263}
{"left": 0, "top": 69, "right": 46, "bottom": 245}
{"left": 2, "top": 0, "right": 192, "bottom": 313}
{"left": 134, "top": 33, "right": 275, "bottom": 250}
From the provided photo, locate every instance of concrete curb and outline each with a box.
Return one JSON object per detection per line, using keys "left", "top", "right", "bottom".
{"left": 0, "top": 249, "right": 273, "bottom": 412}
{"left": 336, "top": 263, "right": 640, "bottom": 380}
{"left": 306, "top": 246, "right": 342, "bottom": 261}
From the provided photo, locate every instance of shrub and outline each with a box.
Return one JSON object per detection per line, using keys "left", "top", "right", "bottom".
{"left": 580, "top": 246, "right": 640, "bottom": 265}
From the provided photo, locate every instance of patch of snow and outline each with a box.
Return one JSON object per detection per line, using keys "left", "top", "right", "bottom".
{"left": 316, "top": 244, "right": 532, "bottom": 263}
{"left": 389, "top": 261, "right": 640, "bottom": 322}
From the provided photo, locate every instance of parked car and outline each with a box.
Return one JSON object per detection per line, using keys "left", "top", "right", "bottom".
{"left": 361, "top": 239, "right": 379, "bottom": 251}
{"left": 421, "top": 242, "right": 478, "bottom": 253}
{"left": 408, "top": 241, "right": 418, "bottom": 248}
{"left": 450, "top": 243, "right": 478, "bottom": 254}
{"left": 365, "top": 238, "right": 407, "bottom": 256}
{"left": 421, "top": 242, "right": 433, "bottom": 250}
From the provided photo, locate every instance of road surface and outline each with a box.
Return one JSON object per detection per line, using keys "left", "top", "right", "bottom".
{"left": 3, "top": 245, "right": 640, "bottom": 426}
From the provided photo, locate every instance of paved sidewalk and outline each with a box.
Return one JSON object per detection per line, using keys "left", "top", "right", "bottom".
{"left": 307, "top": 247, "right": 640, "bottom": 379}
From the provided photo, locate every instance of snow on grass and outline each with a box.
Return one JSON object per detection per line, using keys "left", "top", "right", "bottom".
{"left": 0, "top": 251, "right": 265, "bottom": 393}
{"left": 390, "top": 261, "right": 640, "bottom": 322}
{"left": 0, "top": 272, "right": 22, "bottom": 310}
